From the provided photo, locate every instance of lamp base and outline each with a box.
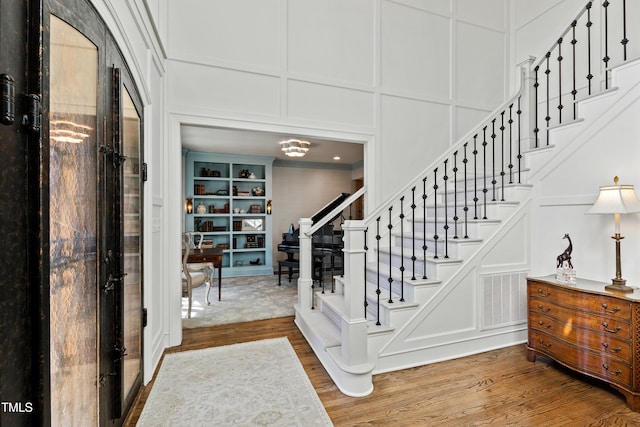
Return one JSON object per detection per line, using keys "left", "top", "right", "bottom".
{"left": 605, "top": 278, "right": 634, "bottom": 293}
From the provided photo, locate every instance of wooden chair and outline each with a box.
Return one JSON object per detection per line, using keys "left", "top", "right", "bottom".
{"left": 181, "top": 241, "right": 211, "bottom": 318}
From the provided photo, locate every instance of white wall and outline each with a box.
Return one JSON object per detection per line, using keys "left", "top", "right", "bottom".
{"left": 272, "top": 164, "right": 355, "bottom": 267}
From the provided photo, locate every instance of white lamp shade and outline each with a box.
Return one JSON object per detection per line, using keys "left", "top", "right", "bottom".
{"left": 586, "top": 183, "right": 640, "bottom": 214}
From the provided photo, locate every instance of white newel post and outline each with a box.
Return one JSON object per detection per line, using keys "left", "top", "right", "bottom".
{"left": 341, "top": 220, "right": 369, "bottom": 365}
{"left": 297, "top": 218, "right": 313, "bottom": 311}
{"left": 518, "top": 56, "right": 537, "bottom": 149}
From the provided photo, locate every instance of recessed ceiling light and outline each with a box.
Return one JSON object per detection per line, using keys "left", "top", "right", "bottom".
{"left": 333, "top": 156, "right": 341, "bottom": 161}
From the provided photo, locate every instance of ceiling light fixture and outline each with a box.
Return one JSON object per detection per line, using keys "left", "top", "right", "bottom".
{"left": 279, "top": 139, "right": 310, "bottom": 157}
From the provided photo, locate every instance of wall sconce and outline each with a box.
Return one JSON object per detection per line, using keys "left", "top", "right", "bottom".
{"left": 186, "top": 197, "right": 193, "bottom": 214}
{"left": 266, "top": 200, "right": 272, "bottom": 215}
{"left": 586, "top": 176, "right": 640, "bottom": 293}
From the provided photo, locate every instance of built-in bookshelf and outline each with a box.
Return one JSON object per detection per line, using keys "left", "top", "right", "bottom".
{"left": 184, "top": 151, "right": 274, "bottom": 277}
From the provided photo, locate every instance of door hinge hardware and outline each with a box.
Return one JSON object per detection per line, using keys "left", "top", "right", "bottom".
{"left": 100, "top": 144, "right": 115, "bottom": 155}
{"left": 22, "top": 94, "right": 41, "bottom": 133}
{"left": 142, "top": 307, "right": 148, "bottom": 327}
{"left": 142, "top": 162, "right": 148, "bottom": 182}
{"left": 99, "top": 372, "right": 117, "bottom": 387}
{"left": 104, "top": 274, "right": 124, "bottom": 293}
{"left": 114, "top": 345, "right": 128, "bottom": 361}
{"left": 0, "top": 73, "right": 16, "bottom": 126}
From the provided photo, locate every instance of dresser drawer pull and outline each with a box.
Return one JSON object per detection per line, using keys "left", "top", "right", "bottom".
{"left": 537, "top": 320, "right": 552, "bottom": 328}
{"left": 537, "top": 304, "right": 552, "bottom": 312}
{"left": 601, "top": 342, "right": 622, "bottom": 353}
{"left": 601, "top": 322, "right": 622, "bottom": 334}
{"left": 538, "top": 339, "right": 552, "bottom": 348}
{"left": 602, "top": 364, "right": 622, "bottom": 376}
{"left": 537, "top": 288, "right": 551, "bottom": 297}
{"left": 601, "top": 303, "right": 621, "bottom": 314}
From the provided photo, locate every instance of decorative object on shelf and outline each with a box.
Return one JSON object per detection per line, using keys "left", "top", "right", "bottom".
{"left": 248, "top": 172, "right": 256, "bottom": 179}
{"left": 279, "top": 139, "right": 310, "bottom": 157}
{"left": 252, "top": 187, "right": 264, "bottom": 196}
{"left": 241, "top": 219, "right": 263, "bottom": 231}
{"left": 586, "top": 176, "right": 640, "bottom": 293}
{"left": 186, "top": 198, "right": 193, "bottom": 214}
{"left": 555, "top": 233, "right": 575, "bottom": 284}
{"left": 196, "top": 202, "right": 207, "bottom": 215}
{"left": 200, "top": 168, "right": 220, "bottom": 177}
{"left": 266, "top": 200, "right": 272, "bottom": 215}
{"left": 215, "top": 189, "right": 228, "bottom": 196}
{"left": 239, "top": 169, "right": 251, "bottom": 178}
{"left": 249, "top": 258, "right": 261, "bottom": 265}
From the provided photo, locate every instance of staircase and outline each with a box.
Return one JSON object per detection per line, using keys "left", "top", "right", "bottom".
{"left": 294, "top": 0, "right": 640, "bottom": 396}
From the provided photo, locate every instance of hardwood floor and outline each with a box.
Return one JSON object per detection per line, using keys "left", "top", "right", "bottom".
{"left": 126, "top": 316, "right": 640, "bottom": 426}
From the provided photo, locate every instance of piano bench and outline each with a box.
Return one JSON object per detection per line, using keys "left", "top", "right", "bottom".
{"left": 278, "top": 260, "right": 299, "bottom": 285}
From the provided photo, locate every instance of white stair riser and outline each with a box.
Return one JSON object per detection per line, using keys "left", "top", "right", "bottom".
{"left": 393, "top": 235, "right": 482, "bottom": 259}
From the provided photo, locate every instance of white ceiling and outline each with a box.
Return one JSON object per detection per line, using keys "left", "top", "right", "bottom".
{"left": 181, "top": 125, "right": 364, "bottom": 166}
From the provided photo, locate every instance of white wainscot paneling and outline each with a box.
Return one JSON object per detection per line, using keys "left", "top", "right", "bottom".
{"left": 455, "top": 22, "right": 505, "bottom": 106}
{"left": 456, "top": 0, "right": 506, "bottom": 30}
{"left": 379, "top": 95, "right": 450, "bottom": 198}
{"left": 380, "top": 1, "right": 451, "bottom": 98}
{"left": 287, "top": 80, "right": 374, "bottom": 128}
{"left": 389, "top": 0, "right": 451, "bottom": 16}
{"left": 513, "top": 0, "right": 580, "bottom": 64}
{"left": 480, "top": 215, "right": 529, "bottom": 267}
{"left": 288, "top": 0, "right": 373, "bottom": 85}
{"left": 151, "top": 60, "right": 164, "bottom": 197}
{"left": 167, "top": 61, "right": 280, "bottom": 117}
{"left": 454, "top": 105, "right": 492, "bottom": 141}
{"left": 167, "top": 0, "right": 281, "bottom": 71}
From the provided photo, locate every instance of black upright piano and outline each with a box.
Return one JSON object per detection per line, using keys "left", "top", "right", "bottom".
{"left": 277, "top": 193, "right": 349, "bottom": 287}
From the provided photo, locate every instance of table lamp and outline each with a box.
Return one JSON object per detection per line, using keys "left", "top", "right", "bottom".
{"left": 586, "top": 176, "right": 640, "bottom": 293}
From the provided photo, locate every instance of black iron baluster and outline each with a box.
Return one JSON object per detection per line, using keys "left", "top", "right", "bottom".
{"left": 399, "top": 197, "right": 405, "bottom": 302}
{"left": 603, "top": 0, "right": 610, "bottom": 89}
{"left": 453, "top": 151, "right": 459, "bottom": 239}
{"left": 433, "top": 168, "right": 439, "bottom": 259}
{"left": 534, "top": 65, "right": 540, "bottom": 147}
{"left": 463, "top": 143, "right": 469, "bottom": 239}
{"left": 545, "top": 51, "right": 551, "bottom": 144}
{"left": 387, "top": 207, "right": 394, "bottom": 304}
{"left": 482, "top": 127, "right": 488, "bottom": 220}
{"left": 557, "top": 37, "right": 564, "bottom": 124}
{"left": 491, "top": 119, "right": 497, "bottom": 202}
{"left": 508, "top": 104, "right": 514, "bottom": 185}
{"left": 622, "top": 0, "right": 628, "bottom": 61}
{"left": 473, "top": 134, "right": 479, "bottom": 220}
{"left": 364, "top": 228, "right": 368, "bottom": 318}
{"left": 375, "top": 217, "right": 381, "bottom": 326}
{"left": 517, "top": 96, "right": 522, "bottom": 184}
{"left": 443, "top": 161, "right": 449, "bottom": 258}
{"left": 422, "top": 177, "right": 428, "bottom": 279}
{"left": 586, "top": 2, "right": 593, "bottom": 95}
{"left": 499, "top": 112, "right": 505, "bottom": 201}
{"left": 571, "top": 20, "right": 578, "bottom": 120}
{"left": 411, "top": 186, "right": 417, "bottom": 281}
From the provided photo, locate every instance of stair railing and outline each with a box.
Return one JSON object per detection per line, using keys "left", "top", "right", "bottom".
{"left": 532, "top": 0, "right": 633, "bottom": 147}
{"left": 298, "top": 188, "right": 367, "bottom": 309}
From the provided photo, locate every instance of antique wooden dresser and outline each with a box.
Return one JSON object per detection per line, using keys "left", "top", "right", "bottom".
{"left": 527, "top": 276, "right": 640, "bottom": 411}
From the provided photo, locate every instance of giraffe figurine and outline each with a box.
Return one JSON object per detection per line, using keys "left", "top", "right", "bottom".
{"left": 556, "top": 233, "right": 573, "bottom": 269}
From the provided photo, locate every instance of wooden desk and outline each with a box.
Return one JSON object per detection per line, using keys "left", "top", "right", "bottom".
{"left": 184, "top": 247, "right": 223, "bottom": 301}
{"left": 527, "top": 276, "right": 640, "bottom": 411}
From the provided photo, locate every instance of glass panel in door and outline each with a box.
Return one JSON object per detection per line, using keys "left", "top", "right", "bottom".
{"left": 121, "top": 85, "right": 142, "bottom": 402}
{"left": 49, "top": 14, "right": 99, "bottom": 426}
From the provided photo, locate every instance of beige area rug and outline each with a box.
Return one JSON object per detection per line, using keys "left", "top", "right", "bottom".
{"left": 182, "top": 274, "right": 298, "bottom": 329}
{"left": 136, "top": 338, "right": 333, "bottom": 426}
